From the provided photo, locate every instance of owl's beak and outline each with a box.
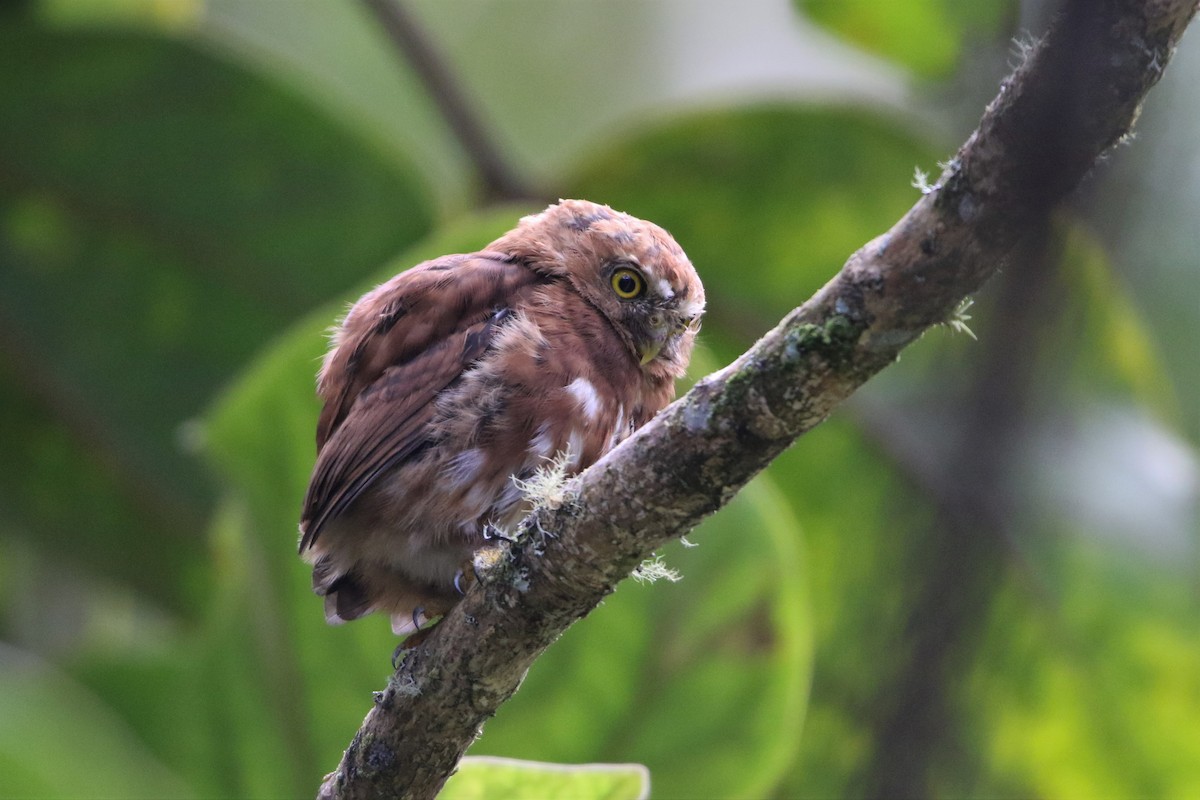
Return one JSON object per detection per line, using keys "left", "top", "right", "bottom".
{"left": 638, "top": 338, "right": 665, "bottom": 366}
{"left": 637, "top": 316, "right": 679, "bottom": 365}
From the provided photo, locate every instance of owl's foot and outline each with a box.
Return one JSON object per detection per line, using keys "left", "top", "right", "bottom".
{"left": 391, "top": 612, "right": 437, "bottom": 666}
{"left": 453, "top": 557, "right": 484, "bottom": 595}
{"left": 391, "top": 634, "right": 432, "bottom": 667}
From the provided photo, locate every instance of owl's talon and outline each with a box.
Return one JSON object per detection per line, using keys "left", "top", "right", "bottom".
{"left": 412, "top": 606, "right": 425, "bottom": 632}
{"left": 453, "top": 569, "right": 466, "bottom": 595}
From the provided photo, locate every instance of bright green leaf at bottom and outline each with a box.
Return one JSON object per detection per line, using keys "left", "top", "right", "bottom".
{"left": 442, "top": 757, "right": 649, "bottom": 800}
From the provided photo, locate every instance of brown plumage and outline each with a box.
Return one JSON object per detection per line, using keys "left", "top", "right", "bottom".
{"left": 299, "top": 199, "right": 705, "bottom": 634}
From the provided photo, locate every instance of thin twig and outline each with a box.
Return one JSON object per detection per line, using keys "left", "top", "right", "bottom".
{"left": 360, "top": 0, "right": 537, "bottom": 203}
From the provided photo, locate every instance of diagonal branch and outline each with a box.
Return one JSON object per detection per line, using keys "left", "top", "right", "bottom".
{"left": 321, "top": 1, "right": 1199, "bottom": 797}
{"left": 360, "top": 0, "right": 537, "bottom": 203}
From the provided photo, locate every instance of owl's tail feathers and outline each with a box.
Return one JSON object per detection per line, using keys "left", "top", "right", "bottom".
{"left": 314, "top": 575, "right": 369, "bottom": 623}
{"left": 311, "top": 557, "right": 433, "bottom": 635}
{"left": 312, "top": 560, "right": 373, "bottom": 624}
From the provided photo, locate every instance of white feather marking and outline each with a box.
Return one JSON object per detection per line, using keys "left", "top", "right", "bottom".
{"left": 444, "top": 449, "right": 486, "bottom": 488}
{"left": 566, "top": 377, "right": 603, "bottom": 421}
{"left": 679, "top": 296, "right": 705, "bottom": 321}
{"left": 529, "top": 422, "right": 555, "bottom": 458}
{"left": 608, "top": 406, "right": 627, "bottom": 450}
{"left": 566, "top": 429, "right": 586, "bottom": 468}
{"left": 657, "top": 278, "right": 674, "bottom": 299}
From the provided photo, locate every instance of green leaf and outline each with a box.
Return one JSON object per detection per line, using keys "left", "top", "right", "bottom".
{"left": 0, "top": 20, "right": 431, "bottom": 608}
{"left": 0, "top": 646, "right": 198, "bottom": 799}
{"left": 798, "top": 0, "right": 1014, "bottom": 78}
{"left": 473, "top": 473, "right": 810, "bottom": 799}
{"left": 966, "top": 544, "right": 1200, "bottom": 798}
{"left": 441, "top": 757, "right": 649, "bottom": 800}
{"left": 1056, "top": 224, "right": 1180, "bottom": 421}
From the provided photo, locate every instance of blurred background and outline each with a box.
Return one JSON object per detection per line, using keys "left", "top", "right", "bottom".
{"left": 1, "top": 0, "right": 1198, "bottom": 797}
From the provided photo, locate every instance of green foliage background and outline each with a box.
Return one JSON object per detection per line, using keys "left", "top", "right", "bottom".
{"left": 1, "top": 1, "right": 1198, "bottom": 798}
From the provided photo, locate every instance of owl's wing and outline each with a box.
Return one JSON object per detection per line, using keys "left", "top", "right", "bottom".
{"left": 300, "top": 253, "right": 538, "bottom": 552}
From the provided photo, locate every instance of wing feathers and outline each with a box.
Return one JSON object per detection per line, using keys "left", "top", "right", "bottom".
{"left": 301, "top": 254, "right": 539, "bottom": 551}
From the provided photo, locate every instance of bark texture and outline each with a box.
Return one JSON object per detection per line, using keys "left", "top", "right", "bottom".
{"left": 321, "top": 1, "right": 1199, "bottom": 797}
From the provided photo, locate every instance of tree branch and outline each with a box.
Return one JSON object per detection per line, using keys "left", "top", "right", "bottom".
{"left": 359, "top": 0, "right": 537, "bottom": 203}
{"left": 321, "top": 1, "right": 1198, "bottom": 797}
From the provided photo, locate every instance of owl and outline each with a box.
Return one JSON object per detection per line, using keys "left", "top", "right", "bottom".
{"left": 299, "top": 199, "right": 705, "bottom": 636}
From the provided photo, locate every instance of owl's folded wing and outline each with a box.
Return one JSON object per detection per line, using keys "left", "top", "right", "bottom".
{"left": 299, "top": 253, "right": 538, "bottom": 551}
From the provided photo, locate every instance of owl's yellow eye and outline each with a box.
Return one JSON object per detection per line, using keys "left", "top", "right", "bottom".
{"left": 611, "top": 268, "right": 645, "bottom": 299}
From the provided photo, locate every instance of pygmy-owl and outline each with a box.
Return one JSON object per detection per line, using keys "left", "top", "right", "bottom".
{"left": 299, "top": 199, "right": 705, "bottom": 635}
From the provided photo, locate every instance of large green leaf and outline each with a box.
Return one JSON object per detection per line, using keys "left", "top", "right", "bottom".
{"left": 0, "top": 646, "right": 197, "bottom": 799}
{"left": 965, "top": 542, "right": 1200, "bottom": 798}
{"left": 0, "top": 20, "right": 431, "bottom": 608}
{"left": 473, "top": 474, "right": 809, "bottom": 799}
{"left": 47, "top": 0, "right": 911, "bottom": 209}
{"left": 798, "top": 0, "right": 1014, "bottom": 78}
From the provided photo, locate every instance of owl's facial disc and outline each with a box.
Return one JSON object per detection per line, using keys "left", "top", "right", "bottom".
{"left": 602, "top": 259, "right": 702, "bottom": 369}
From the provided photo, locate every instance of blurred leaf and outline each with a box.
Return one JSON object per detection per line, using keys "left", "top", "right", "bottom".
{"left": 441, "top": 757, "right": 649, "bottom": 800}
{"left": 0, "top": 645, "right": 197, "bottom": 799}
{"left": 768, "top": 418, "right": 935, "bottom": 798}
{"left": 54, "top": 0, "right": 907, "bottom": 207}
{"left": 0, "top": 21, "right": 431, "bottom": 608}
{"left": 798, "top": 0, "right": 1013, "bottom": 78}
{"left": 1056, "top": 224, "right": 1180, "bottom": 421}
{"left": 966, "top": 544, "right": 1200, "bottom": 798}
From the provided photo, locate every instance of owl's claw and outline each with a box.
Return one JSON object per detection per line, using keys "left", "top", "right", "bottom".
{"left": 412, "top": 606, "right": 425, "bottom": 632}
{"left": 453, "top": 558, "right": 482, "bottom": 596}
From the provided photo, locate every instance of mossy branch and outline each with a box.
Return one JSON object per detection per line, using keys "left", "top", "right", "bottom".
{"left": 321, "top": 1, "right": 1198, "bottom": 797}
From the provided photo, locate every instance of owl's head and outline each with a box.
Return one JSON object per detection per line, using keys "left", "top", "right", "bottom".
{"left": 491, "top": 199, "right": 705, "bottom": 380}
